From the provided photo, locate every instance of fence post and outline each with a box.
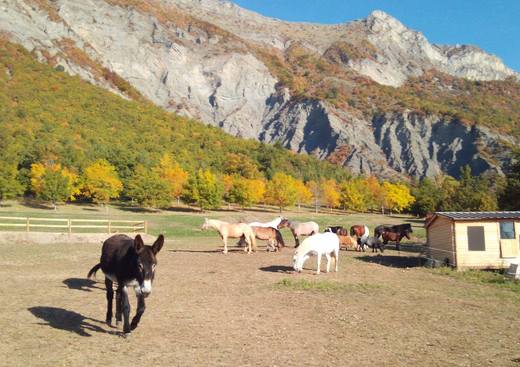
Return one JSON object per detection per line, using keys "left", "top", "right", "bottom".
{"left": 144, "top": 221, "right": 147, "bottom": 234}
{"left": 68, "top": 219, "right": 72, "bottom": 234}
{"left": 26, "top": 218, "right": 30, "bottom": 232}
{"left": 108, "top": 221, "right": 111, "bottom": 234}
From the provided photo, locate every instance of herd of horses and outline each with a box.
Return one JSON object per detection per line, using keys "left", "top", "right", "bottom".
{"left": 87, "top": 216, "right": 413, "bottom": 335}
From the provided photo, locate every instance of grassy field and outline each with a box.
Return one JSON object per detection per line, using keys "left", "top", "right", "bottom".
{"left": 1, "top": 234, "right": 519, "bottom": 366}
{"left": 0, "top": 200, "right": 426, "bottom": 242}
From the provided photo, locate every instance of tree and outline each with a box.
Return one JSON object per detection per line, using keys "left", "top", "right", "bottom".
{"left": 155, "top": 154, "right": 188, "bottom": 204}
{"left": 364, "top": 176, "right": 385, "bottom": 212}
{"left": 264, "top": 172, "right": 298, "bottom": 212}
{"left": 499, "top": 150, "right": 520, "bottom": 210}
{"left": 126, "top": 165, "right": 171, "bottom": 209}
{"left": 410, "top": 178, "right": 441, "bottom": 217}
{"left": 321, "top": 179, "right": 340, "bottom": 212}
{"left": 181, "top": 169, "right": 223, "bottom": 211}
{"left": 450, "top": 166, "right": 497, "bottom": 211}
{"left": 223, "top": 153, "right": 262, "bottom": 179}
{"left": 30, "top": 163, "right": 79, "bottom": 209}
{"left": 294, "top": 179, "right": 312, "bottom": 211}
{"left": 382, "top": 182, "right": 415, "bottom": 213}
{"left": 306, "top": 180, "right": 322, "bottom": 213}
{"left": 339, "top": 179, "right": 367, "bottom": 212}
{"left": 82, "top": 159, "right": 123, "bottom": 206}
{"left": 227, "top": 176, "right": 266, "bottom": 208}
{"left": 0, "top": 163, "right": 23, "bottom": 202}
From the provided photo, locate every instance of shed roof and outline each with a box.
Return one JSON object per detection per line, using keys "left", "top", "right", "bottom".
{"left": 426, "top": 211, "right": 520, "bottom": 228}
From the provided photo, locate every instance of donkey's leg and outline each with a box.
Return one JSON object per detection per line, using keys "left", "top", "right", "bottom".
{"left": 130, "top": 294, "right": 146, "bottom": 331}
{"left": 115, "top": 285, "right": 123, "bottom": 326}
{"left": 325, "top": 253, "right": 331, "bottom": 273}
{"left": 105, "top": 277, "right": 114, "bottom": 326}
{"left": 121, "top": 286, "right": 131, "bottom": 334}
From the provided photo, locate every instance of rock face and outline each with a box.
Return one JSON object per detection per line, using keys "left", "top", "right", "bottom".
{"left": 1, "top": 0, "right": 518, "bottom": 178}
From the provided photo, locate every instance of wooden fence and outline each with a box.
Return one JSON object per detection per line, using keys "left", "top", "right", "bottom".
{"left": 0, "top": 216, "right": 147, "bottom": 234}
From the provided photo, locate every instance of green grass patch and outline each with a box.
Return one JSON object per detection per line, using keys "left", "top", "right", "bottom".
{"left": 432, "top": 267, "right": 520, "bottom": 294}
{"left": 274, "top": 278, "right": 380, "bottom": 293}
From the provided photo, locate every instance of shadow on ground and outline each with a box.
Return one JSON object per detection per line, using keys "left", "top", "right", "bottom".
{"left": 62, "top": 278, "right": 103, "bottom": 292}
{"left": 355, "top": 255, "right": 426, "bottom": 268}
{"left": 28, "top": 306, "right": 107, "bottom": 337}
{"left": 259, "top": 265, "right": 294, "bottom": 273}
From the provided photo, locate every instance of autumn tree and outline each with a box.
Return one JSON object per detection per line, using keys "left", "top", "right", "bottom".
{"left": 264, "top": 172, "right": 298, "bottom": 212}
{"left": 154, "top": 154, "right": 188, "bottom": 204}
{"left": 30, "top": 163, "right": 80, "bottom": 209}
{"left": 364, "top": 176, "right": 385, "bottom": 212}
{"left": 227, "top": 175, "right": 266, "bottom": 208}
{"left": 450, "top": 166, "right": 497, "bottom": 211}
{"left": 82, "top": 159, "right": 123, "bottom": 206}
{"left": 294, "top": 179, "right": 312, "bottom": 212}
{"left": 223, "top": 153, "right": 262, "bottom": 179}
{"left": 306, "top": 180, "right": 322, "bottom": 213}
{"left": 126, "top": 165, "right": 171, "bottom": 209}
{"left": 0, "top": 163, "right": 23, "bottom": 202}
{"left": 339, "top": 179, "right": 367, "bottom": 212}
{"left": 321, "top": 179, "right": 340, "bottom": 212}
{"left": 182, "top": 169, "right": 223, "bottom": 211}
{"left": 499, "top": 150, "right": 520, "bottom": 210}
{"left": 382, "top": 181, "right": 415, "bottom": 213}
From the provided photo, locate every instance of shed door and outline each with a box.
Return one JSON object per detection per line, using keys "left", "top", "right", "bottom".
{"left": 499, "top": 221, "right": 519, "bottom": 258}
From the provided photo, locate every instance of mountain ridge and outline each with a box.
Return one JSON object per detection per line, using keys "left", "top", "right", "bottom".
{"left": 1, "top": 0, "right": 518, "bottom": 178}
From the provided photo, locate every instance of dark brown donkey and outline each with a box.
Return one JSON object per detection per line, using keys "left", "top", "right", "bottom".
{"left": 88, "top": 234, "right": 164, "bottom": 335}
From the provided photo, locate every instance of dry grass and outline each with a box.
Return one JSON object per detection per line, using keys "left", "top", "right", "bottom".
{"left": 1, "top": 236, "right": 520, "bottom": 366}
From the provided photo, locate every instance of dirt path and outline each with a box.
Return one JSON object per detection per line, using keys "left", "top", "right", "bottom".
{"left": 1, "top": 238, "right": 519, "bottom": 366}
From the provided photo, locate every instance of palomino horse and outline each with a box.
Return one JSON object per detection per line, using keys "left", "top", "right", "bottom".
{"left": 202, "top": 218, "right": 256, "bottom": 254}
{"left": 238, "top": 226, "right": 285, "bottom": 251}
{"left": 87, "top": 234, "right": 164, "bottom": 335}
{"left": 293, "top": 232, "right": 339, "bottom": 274}
{"left": 381, "top": 230, "right": 411, "bottom": 251}
{"left": 248, "top": 216, "right": 285, "bottom": 229}
{"left": 350, "top": 225, "right": 370, "bottom": 251}
{"left": 278, "top": 219, "right": 319, "bottom": 248}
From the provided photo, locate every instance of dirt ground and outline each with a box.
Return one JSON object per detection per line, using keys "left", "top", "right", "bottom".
{"left": 1, "top": 236, "right": 520, "bottom": 367}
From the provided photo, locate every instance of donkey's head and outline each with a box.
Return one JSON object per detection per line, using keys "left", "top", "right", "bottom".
{"left": 133, "top": 234, "right": 164, "bottom": 297}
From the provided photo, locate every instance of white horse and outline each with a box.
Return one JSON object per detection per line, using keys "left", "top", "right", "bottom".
{"left": 248, "top": 216, "right": 284, "bottom": 229}
{"left": 292, "top": 232, "right": 339, "bottom": 274}
{"left": 201, "top": 218, "right": 256, "bottom": 254}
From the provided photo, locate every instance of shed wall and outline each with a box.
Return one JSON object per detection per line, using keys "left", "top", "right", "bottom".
{"left": 427, "top": 216, "right": 455, "bottom": 266}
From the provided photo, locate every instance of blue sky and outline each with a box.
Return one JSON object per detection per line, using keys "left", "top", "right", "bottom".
{"left": 233, "top": 0, "right": 520, "bottom": 72}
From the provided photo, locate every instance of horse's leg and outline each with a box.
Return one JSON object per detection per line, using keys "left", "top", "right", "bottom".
{"left": 222, "top": 235, "right": 228, "bottom": 254}
{"left": 121, "top": 285, "right": 131, "bottom": 334}
{"left": 316, "top": 253, "right": 321, "bottom": 275}
{"left": 105, "top": 277, "right": 113, "bottom": 326}
{"left": 130, "top": 294, "right": 145, "bottom": 331}
{"left": 293, "top": 231, "right": 300, "bottom": 248}
{"left": 325, "top": 253, "right": 331, "bottom": 273}
{"left": 334, "top": 249, "right": 339, "bottom": 272}
{"left": 396, "top": 240, "right": 401, "bottom": 252}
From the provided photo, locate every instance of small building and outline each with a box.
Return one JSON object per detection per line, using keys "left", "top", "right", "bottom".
{"left": 425, "top": 212, "right": 520, "bottom": 270}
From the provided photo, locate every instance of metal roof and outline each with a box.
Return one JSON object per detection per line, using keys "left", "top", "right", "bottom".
{"left": 436, "top": 211, "right": 520, "bottom": 220}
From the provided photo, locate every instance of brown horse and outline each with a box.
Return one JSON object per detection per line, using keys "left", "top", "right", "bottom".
{"left": 238, "top": 226, "right": 285, "bottom": 252}
{"left": 337, "top": 234, "right": 357, "bottom": 251}
{"left": 381, "top": 230, "right": 411, "bottom": 251}
{"left": 278, "top": 219, "right": 319, "bottom": 248}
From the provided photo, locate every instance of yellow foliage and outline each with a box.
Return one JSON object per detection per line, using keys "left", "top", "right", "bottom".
{"left": 321, "top": 179, "right": 340, "bottom": 209}
{"left": 30, "top": 163, "right": 46, "bottom": 195}
{"left": 294, "top": 179, "right": 312, "bottom": 205}
{"left": 264, "top": 172, "right": 298, "bottom": 211}
{"left": 82, "top": 159, "right": 123, "bottom": 204}
{"left": 155, "top": 153, "right": 188, "bottom": 200}
{"left": 382, "top": 182, "right": 415, "bottom": 213}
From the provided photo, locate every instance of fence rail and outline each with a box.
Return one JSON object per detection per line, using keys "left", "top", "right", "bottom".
{"left": 0, "top": 216, "right": 147, "bottom": 234}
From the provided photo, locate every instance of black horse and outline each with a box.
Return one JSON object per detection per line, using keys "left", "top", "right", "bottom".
{"left": 88, "top": 234, "right": 164, "bottom": 335}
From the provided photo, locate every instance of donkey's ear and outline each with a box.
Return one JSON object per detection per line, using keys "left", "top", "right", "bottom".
{"left": 152, "top": 234, "right": 164, "bottom": 254}
{"left": 134, "top": 235, "right": 145, "bottom": 252}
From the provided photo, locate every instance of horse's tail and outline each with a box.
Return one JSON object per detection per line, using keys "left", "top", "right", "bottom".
{"left": 87, "top": 263, "right": 101, "bottom": 279}
{"left": 275, "top": 229, "right": 285, "bottom": 248}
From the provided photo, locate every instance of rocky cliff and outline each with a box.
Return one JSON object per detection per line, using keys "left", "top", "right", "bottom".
{"left": 1, "top": 0, "right": 518, "bottom": 178}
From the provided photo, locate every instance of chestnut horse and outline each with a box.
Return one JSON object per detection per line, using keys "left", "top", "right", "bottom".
{"left": 350, "top": 225, "right": 370, "bottom": 251}
{"left": 278, "top": 219, "right": 319, "bottom": 248}
{"left": 325, "top": 226, "right": 356, "bottom": 250}
{"left": 201, "top": 218, "right": 256, "bottom": 254}
{"left": 238, "top": 226, "right": 285, "bottom": 252}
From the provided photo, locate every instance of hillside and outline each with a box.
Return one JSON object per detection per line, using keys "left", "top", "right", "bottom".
{"left": 1, "top": 0, "right": 519, "bottom": 178}
{"left": 0, "top": 39, "right": 349, "bottom": 183}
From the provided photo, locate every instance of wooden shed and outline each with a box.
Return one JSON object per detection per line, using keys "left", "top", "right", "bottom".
{"left": 425, "top": 212, "right": 520, "bottom": 270}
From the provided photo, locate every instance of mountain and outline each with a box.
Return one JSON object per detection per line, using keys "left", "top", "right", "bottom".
{"left": 1, "top": 0, "right": 519, "bottom": 178}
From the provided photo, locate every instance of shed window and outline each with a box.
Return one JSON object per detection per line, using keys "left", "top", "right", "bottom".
{"left": 467, "top": 226, "right": 485, "bottom": 251}
{"left": 499, "top": 222, "right": 516, "bottom": 240}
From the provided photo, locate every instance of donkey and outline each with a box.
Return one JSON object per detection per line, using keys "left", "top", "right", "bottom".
{"left": 88, "top": 234, "right": 164, "bottom": 335}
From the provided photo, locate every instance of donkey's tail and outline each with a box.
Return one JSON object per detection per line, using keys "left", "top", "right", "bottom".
{"left": 87, "top": 263, "right": 101, "bottom": 279}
